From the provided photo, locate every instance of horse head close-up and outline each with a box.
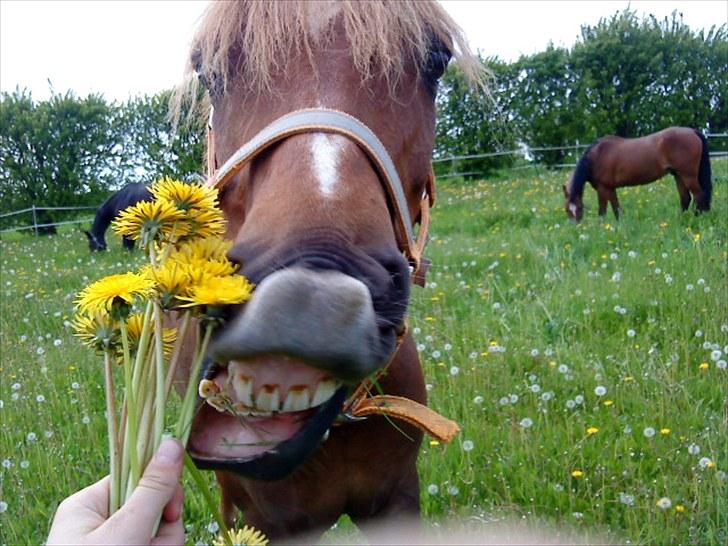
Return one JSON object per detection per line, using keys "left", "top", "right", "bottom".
{"left": 172, "top": 1, "right": 480, "bottom": 539}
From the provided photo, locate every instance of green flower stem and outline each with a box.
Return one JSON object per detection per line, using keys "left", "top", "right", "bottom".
{"left": 136, "top": 382, "right": 156, "bottom": 468}
{"left": 152, "top": 302, "right": 166, "bottom": 452}
{"left": 164, "top": 311, "right": 192, "bottom": 400}
{"left": 131, "top": 302, "right": 154, "bottom": 396}
{"left": 175, "top": 323, "right": 214, "bottom": 444}
{"left": 118, "top": 396, "right": 130, "bottom": 503}
{"left": 183, "top": 453, "right": 231, "bottom": 545}
{"left": 103, "top": 351, "right": 121, "bottom": 514}
{"left": 119, "top": 319, "right": 140, "bottom": 490}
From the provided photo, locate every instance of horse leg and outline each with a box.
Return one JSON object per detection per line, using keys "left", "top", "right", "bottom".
{"left": 607, "top": 189, "right": 621, "bottom": 220}
{"left": 683, "top": 176, "right": 707, "bottom": 214}
{"left": 674, "top": 176, "right": 692, "bottom": 211}
{"left": 596, "top": 186, "right": 609, "bottom": 217}
{"left": 122, "top": 236, "right": 135, "bottom": 250}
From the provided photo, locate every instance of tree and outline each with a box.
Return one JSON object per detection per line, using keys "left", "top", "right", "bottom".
{"left": 434, "top": 58, "right": 518, "bottom": 177}
{"left": 118, "top": 90, "right": 204, "bottom": 184}
{"left": 0, "top": 89, "right": 122, "bottom": 229}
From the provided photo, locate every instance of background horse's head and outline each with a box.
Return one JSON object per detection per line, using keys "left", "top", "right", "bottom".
{"left": 83, "top": 229, "right": 107, "bottom": 251}
{"left": 176, "top": 1, "right": 480, "bottom": 479}
{"left": 562, "top": 184, "right": 584, "bottom": 222}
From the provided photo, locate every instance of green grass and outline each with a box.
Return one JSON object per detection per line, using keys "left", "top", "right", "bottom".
{"left": 1, "top": 164, "right": 726, "bottom": 544}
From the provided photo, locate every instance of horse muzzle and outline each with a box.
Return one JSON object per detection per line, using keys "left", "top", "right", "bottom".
{"left": 187, "top": 266, "right": 400, "bottom": 480}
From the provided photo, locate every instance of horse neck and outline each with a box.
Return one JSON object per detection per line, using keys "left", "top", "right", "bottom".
{"left": 569, "top": 148, "right": 592, "bottom": 202}
{"left": 90, "top": 208, "right": 112, "bottom": 242}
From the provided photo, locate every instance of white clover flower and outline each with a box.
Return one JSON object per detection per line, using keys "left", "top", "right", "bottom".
{"left": 473, "top": 395, "right": 484, "bottom": 405}
{"left": 643, "top": 427, "right": 656, "bottom": 438}
{"left": 427, "top": 484, "right": 439, "bottom": 495}
{"left": 656, "top": 497, "right": 672, "bottom": 510}
{"left": 462, "top": 440, "right": 474, "bottom": 452}
{"left": 688, "top": 444, "right": 700, "bottom": 455}
{"left": 594, "top": 386, "right": 607, "bottom": 396}
{"left": 519, "top": 417, "right": 533, "bottom": 428}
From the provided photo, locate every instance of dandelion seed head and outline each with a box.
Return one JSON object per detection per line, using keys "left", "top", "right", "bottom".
{"left": 656, "top": 497, "right": 672, "bottom": 510}
{"left": 594, "top": 386, "right": 607, "bottom": 396}
{"left": 519, "top": 417, "right": 533, "bottom": 428}
{"left": 462, "top": 440, "right": 474, "bottom": 452}
{"left": 643, "top": 427, "right": 656, "bottom": 438}
{"left": 427, "top": 484, "right": 439, "bottom": 495}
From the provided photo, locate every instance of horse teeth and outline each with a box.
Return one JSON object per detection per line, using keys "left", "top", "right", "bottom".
{"left": 322, "top": 429, "right": 330, "bottom": 442}
{"left": 198, "top": 379, "right": 220, "bottom": 399}
{"left": 232, "top": 402, "right": 254, "bottom": 416}
{"left": 282, "top": 386, "right": 311, "bottom": 412}
{"left": 311, "top": 379, "right": 337, "bottom": 406}
{"left": 231, "top": 373, "right": 254, "bottom": 407}
{"left": 255, "top": 385, "right": 281, "bottom": 412}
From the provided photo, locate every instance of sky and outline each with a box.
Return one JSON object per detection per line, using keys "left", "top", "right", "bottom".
{"left": 1, "top": 0, "right": 725, "bottom": 103}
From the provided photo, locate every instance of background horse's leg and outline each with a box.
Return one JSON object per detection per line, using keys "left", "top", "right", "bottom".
{"left": 122, "top": 236, "right": 135, "bottom": 250}
{"left": 607, "top": 189, "right": 621, "bottom": 220}
{"left": 682, "top": 176, "right": 707, "bottom": 214}
{"left": 596, "top": 186, "right": 609, "bottom": 217}
{"left": 674, "top": 176, "right": 692, "bottom": 211}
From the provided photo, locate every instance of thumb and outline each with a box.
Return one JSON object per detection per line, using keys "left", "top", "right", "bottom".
{"left": 110, "top": 438, "right": 184, "bottom": 538}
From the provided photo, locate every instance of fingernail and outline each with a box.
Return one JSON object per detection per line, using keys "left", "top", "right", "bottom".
{"left": 155, "top": 438, "right": 183, "bottom": 464}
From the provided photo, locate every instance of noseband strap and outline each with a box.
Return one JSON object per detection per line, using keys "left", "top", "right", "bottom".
{"left": 205, "top": 108, "right": 433, "bottom": 286}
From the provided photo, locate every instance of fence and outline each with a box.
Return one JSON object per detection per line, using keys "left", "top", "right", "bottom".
{"left": 0, "top": 205, "right": 96, "bottom": 235}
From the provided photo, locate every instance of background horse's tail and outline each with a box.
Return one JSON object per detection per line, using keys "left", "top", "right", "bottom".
{"left": 694, "top": 130, "right": 712, "bottom": 210}
{"left": 569, "top": 144, "right": 593, "bottom": 202}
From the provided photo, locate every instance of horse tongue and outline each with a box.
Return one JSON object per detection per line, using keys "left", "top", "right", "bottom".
{"left": 188, "top": 404, "right": 312, "bottom": 460}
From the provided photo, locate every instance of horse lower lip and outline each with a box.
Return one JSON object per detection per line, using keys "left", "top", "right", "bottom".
{"left": 189, "top": 387, "right": 347, "bottom": 481}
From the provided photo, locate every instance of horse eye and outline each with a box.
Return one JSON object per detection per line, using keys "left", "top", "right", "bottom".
{"left": 424, "top": 49, "right": 451, "bottom": 81}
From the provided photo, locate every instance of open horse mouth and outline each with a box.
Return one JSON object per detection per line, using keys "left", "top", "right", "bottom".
{"left": 187, "top": 266, "right": 402, "bottom": 480}
{"left": 188, "top": 356, "right": 347, "bottom": 481}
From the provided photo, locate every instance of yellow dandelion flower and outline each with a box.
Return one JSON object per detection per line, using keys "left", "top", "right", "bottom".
{"left": 125, "top": 313, "right": 176, "bottom": 357}
{"left": 699, "top": 362, "right": 709, "bottom": 370}
{"left": 586, "top": 427, "right": 599, "bottom": 435}
{"left": 660, "top": 428, "right": 671, "bottom": 435}
{"left": 213, "top": 525, "right": 269, "bottom": 546}
{"left": 178, "top": 275, "right": 254, "bottom": 308}
{"left": 72, "top": 312, "right": 119, "bottom": 352}
{"left": 429, "top": 440, "right": 440, "bottom": 446}
{"left": 151, "top": 177, "right": 218, "bottom": 212}
{"left": 76, "top": 273, "right": 155, "bottom": 316}
{"left": 571, "top": 469, "right": 584, "bottom": 478}
{"left": 112, "top": 199, "right": 189, "bottom": 246}
{"left": 187, "top": 258, "right": 238, "bottom": 282}
{"left": 142, "top": 262, "right": 192, "bottom": 309}
{"left": 172, "top": 236, "right": 232, "bottom": 263}
{"left": 603, "top": 400, "right": 614, "bottom": 406}
{"left": 675, "top": 504, "right": 685, "bottom": 513}
{"left": 184, "top": 207, "right": 227, "bottom": 240}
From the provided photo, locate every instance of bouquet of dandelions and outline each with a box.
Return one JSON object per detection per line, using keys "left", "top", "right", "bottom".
{"left": 73, "top": 177, "right": 267, "bottom": 546}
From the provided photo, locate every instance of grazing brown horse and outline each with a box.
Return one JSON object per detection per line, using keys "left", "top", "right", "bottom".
{"left": 172, "top": 1, "right": 479, "bottom": 541}
{"left": 563, "top": 127, "right": 712, "bottom": 221}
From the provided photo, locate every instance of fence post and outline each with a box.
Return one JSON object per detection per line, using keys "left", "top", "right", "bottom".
{"left": 31, "top": 205, "right": 39, "bottom": 237}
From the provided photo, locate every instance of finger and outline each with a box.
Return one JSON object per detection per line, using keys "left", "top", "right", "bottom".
{"left": 151, "top": 518, "right": 186, "bottom": 546}
{"left": 46, "top": 477, "right": 111, "bottom": 544}
{"left": 107, "top": 438, "right": 184, "bottom": 537}
{"left": 161, "top": 483, "right": 184, "bottom": 524}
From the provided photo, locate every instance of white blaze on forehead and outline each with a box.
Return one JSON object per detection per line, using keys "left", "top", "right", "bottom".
{"left": 311, "top": 133, "right": 341, "bottom": 197}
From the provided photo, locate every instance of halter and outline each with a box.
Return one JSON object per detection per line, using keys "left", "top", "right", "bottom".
{"left": 205, "top": 107, "right": 458, "bottom": 443}
{"left": 205, "top": 108, "right": 434, "bottom": 286}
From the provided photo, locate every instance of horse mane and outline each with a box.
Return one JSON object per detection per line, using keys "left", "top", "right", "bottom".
{"left": 568, "top": 143, "right": 595, "bottom": 203}
{"left": 172, "top": 1, "right": 484, "bottom": 123}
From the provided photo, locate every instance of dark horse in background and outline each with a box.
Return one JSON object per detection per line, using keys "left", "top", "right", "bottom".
{"left": 83, "top": 183, "right": 151, "bottom": 251}
{"left": 563, "top": 127, "right": 712, "bottom": 221}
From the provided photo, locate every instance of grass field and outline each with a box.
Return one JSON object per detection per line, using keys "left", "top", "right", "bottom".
{"left": 1, "top": 165, "right": 726, "bottom": 545}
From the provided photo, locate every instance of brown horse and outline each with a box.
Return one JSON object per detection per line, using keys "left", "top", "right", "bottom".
{"left": 563, "top": 127, "right": 712, "bottom": 221}
{"left": 172, "top": 2, "right": 480, "bottom": 541}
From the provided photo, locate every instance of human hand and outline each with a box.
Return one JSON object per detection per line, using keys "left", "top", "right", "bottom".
{"left": 47, "top": 437, "right": 185, "bottom": 546}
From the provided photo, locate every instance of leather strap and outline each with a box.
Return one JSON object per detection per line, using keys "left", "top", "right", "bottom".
{"left": 350, "top": 395, "right": 460, "bottom": 443}
{"left": 205, "top": 108, "right": 432, "bottom": 284}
